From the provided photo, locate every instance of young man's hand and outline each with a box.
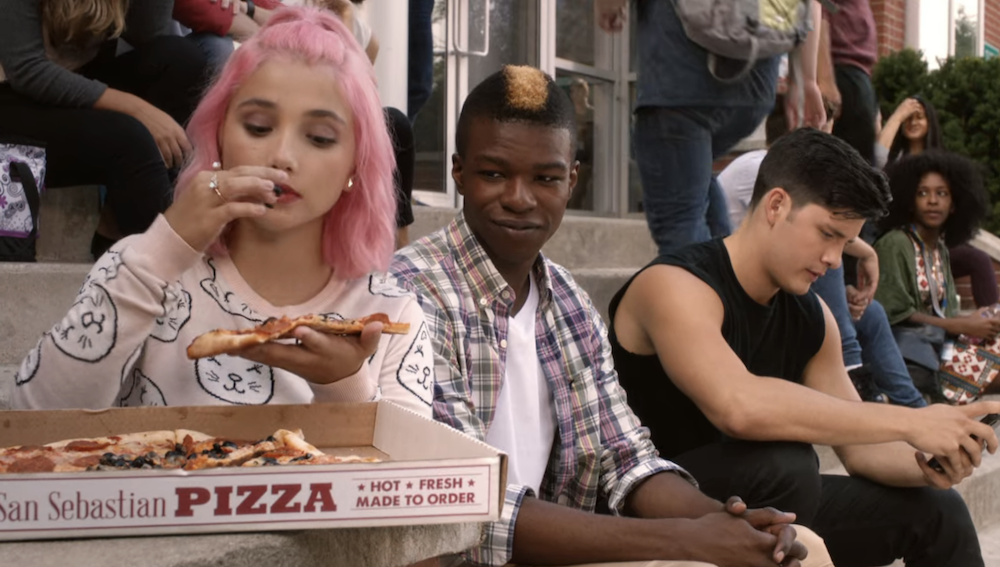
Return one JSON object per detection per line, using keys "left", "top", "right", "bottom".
{"left": 915, "top": 449, "right": 975, "bottom": 489}
{"left": 906, "top": 401, "right": 1000, "bottom": 484}
{"left": 684, "top": 506, "right": 807, "bottom": 566}
{"left": 724, "top": 496, "right": 806, "bottom": 565}
{"left": 595, "top": 0, "right": 628, "bottom": 32}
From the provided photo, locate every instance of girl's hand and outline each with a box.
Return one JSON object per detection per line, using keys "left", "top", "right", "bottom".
{"left": 954, "top": 310, "right": 1000, "bottom": 339}
{"left": 891, "top": 98, "right": 923, "bottom": 123}
{"left": 238, "top": 322, "right": 384, "bottom": 385}
{"left": 163, "top": 164, "right": 285, "bottom": 252}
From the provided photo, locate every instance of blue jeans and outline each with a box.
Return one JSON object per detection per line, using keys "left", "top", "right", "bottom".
{"left": 812, "top": 267, "right": 926, "bottom": 408}
{"left": 858, "top": 300, "right": 927, "bottom": 408}
{"left": 407, "top": 0, "right": 435, "bottom": 121}
{"left": 633, "top": 104, "right": 772, "bottom": 256}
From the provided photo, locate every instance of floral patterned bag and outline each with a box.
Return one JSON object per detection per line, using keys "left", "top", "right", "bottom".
{"left": 939, "top": 306, "right": 1000, "bottom": 405}
{"left": 0, "top": 138, "right": 46, "bottom": 262}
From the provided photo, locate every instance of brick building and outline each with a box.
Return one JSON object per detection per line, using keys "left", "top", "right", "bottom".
{"left": 871, "top": 0, "right": 1000, "bottom": 62}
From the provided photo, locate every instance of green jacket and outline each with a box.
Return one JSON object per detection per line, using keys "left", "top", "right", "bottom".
{"left": 874, "top": 229, "right": 958, "bottom": 326}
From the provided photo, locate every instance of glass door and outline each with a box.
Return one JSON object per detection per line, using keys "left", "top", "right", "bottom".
{"left": 412, "top": 0, "right": 540, "bottom": 208}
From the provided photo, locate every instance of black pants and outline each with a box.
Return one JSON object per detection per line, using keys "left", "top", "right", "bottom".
{"left": 385, "top": 107, "right": 414, "bottom": 229}
{"left": 672, "top": 440, "right": 983, "bottom": 567}
{"left": 0, "top": 36, "right": 207, "bottom": 236}
{"left": 831, "top": 64, "right": 877, "bottom": 166}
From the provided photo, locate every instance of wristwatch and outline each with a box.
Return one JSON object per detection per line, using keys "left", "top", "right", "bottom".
{"left": 245, "top": 0, "right": 255, "bottom": 20}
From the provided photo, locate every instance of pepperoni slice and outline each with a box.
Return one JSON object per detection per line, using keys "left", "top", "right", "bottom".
{"left": 70, "top": 454, "right": 102, "bottom": 469}
{"left": 65, "top": 440, "right": 112, "bottom": 452}
{"left": 9, "top": 455, "right": 57, "bottom": 473}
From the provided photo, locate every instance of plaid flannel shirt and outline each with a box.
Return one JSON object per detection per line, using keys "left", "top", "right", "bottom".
{"left": 390, "top": 212, "right": 693, "bottom": 566}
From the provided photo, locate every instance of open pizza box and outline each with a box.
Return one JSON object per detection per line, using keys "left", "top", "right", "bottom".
{"left": 0, "top": 401, "right": 507, "bottom": 541}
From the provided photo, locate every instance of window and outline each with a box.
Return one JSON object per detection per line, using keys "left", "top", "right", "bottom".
{"left": 952, "top": 0, "right": 984, "bottom": 58}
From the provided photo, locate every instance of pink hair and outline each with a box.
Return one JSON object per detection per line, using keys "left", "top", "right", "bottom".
{"left": 176, "top": 6, "right": 396, "bottom": 280}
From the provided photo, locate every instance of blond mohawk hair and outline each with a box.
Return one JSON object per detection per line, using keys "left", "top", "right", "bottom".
{"left": 503, "top": 65, "right": 550, "bottom": 112}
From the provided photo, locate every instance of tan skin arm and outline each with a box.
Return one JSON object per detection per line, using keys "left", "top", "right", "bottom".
{"left": 803, "top": 301, "right": 975, "bottom": 488}
{"left": 816, "top": 15, "right": 841, "bottom": 118}
{"left": 613, "top": 264, "right": 1000, "bottom": 473}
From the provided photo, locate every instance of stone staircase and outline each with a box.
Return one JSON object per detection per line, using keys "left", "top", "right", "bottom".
{"left": 3, "top": 189, "right": 1000, "bottom": 562}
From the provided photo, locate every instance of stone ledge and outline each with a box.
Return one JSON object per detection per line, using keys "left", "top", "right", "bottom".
{"left": 973, "top": 230, "right": 1000, "bottom": 264}
{"left": 0, "top": 265, "right": 639, "bottom": 366}
{"left": 33, "top": 202, "right": 659, "bottom": 271}
{"left": 0, "top": 522, "right": 482, "bottom": 567}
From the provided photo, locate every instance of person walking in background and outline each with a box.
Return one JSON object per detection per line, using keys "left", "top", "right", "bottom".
{"left": 596, "top": 0, "right": 826, "bottom": 256}
{"left": 407, "top": 0, "right": 434, "bottom": 121}
{"left": 819, "top": 0, "right": 879, "bottom": 165}
{"left": 0, "top": 0, "right": 209, "bottom": 258}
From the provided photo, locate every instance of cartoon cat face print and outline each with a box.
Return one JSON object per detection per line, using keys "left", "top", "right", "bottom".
{"left": 151, "top": 287, "right": 192, "bottom": 342}
{"left": 51, "top": 284, "right": 118, "bottom": 362}
{"left": 395, "top": 322, "right": 434, "bottom": 406}
{"left": 15, "top": 333, "right": 45, "bottom": 386}
{"left": 79, "top": 251, "right": 123, "bottom": 293}
{"left": 369, "top": 274, "right": 411, "bottom": 298}
{"left": 200, "top": 258, "right": 262, "bottom": 322}
{"left": 119, "top": 368, "right": 167, "bottom": 407}
{"left": 196, "top": 354, "right": 275, "bottom": 405}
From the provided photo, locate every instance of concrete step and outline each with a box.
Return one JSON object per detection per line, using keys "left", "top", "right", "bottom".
{"left": 410, "top": 208, "right": 657, "bottom": 271}
{"left": 0, "top": 264, "right": 635, "bottom": 369}
{"left": 35, "top": 185, "right": 100, "bottom": 264}
{"left": 35, "top": 196, "right": 659, "bottom": 272}
{"left": 979, "top": 522, "right": 1000, "bottom": 563}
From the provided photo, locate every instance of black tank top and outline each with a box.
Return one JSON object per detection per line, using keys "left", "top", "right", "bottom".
{"left": 608, "top": 239, "right": 826, "bottom": 459}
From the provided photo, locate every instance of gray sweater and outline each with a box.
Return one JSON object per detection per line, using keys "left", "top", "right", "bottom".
{"left": 0, "top": 0, "right": 175, "bottom": 108}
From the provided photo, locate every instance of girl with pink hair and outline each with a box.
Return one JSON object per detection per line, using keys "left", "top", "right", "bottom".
{"left": 12, "top": 6, "right": 433, "bottom": 416}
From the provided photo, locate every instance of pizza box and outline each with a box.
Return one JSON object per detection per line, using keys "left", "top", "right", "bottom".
{"left": 0, "top": 401, "right": 506, "bottom": 541}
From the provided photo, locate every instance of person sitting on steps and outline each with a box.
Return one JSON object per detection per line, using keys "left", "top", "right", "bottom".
{"left": 392, "top": 65, "right": 831, "bottom": 567}
{"left": 610, "top": 127, "right": 998, "bottom": 567}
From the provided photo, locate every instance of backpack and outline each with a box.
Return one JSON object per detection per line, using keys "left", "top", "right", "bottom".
{"left": 671, "top": 0, "right": 820, "bottom": 83}
{"left": 0, "top": 138, "right": 46, "bottom": 262}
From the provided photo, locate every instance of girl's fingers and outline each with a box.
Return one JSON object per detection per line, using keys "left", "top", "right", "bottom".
{"left": 223, "top": 165, "right": 290, "bottom": 185}
{"left": 219, "top": 201, "right": 268, "bottom": 223}
{"left": 215, "top": 175, "right": 280, "bottom": 205}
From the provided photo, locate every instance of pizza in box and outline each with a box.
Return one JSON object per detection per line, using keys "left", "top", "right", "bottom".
{"left": 0, "top": 428, "right": 378, "bottom": 474}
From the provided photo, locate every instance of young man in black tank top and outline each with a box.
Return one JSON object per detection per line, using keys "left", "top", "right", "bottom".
{"left": 610, "top": 127, "right": 1000, "bottom": 567}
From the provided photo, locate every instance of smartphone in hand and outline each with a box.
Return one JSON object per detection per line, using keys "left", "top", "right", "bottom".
{"left": 928, "top": 413, "right": 1000, "bottom": 474}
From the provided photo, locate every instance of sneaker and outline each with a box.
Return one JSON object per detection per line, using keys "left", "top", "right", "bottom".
{"left": 848, "top": 366, "right": 888, "bottom": 403}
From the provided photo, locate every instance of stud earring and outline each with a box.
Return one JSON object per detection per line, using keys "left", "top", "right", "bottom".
{"left": 347, "top": 178, "right": 354, "bottom": 189}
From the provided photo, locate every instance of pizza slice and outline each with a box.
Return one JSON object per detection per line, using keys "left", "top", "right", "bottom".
{"left": 181, "top": 429, "right": 317, "bottom": 470}
{"left": 186, "top": 313, "right": 410, "bottom": 359}
{"left": 0, "top": 431, "right": 181, "bottom": 473}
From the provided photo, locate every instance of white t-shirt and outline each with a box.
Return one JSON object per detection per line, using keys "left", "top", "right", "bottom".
{"left": 717, "top": 149, "right": 768, "bottom": 228}
{"left": 485, "top": 277, "right": 557, "bottom": 495}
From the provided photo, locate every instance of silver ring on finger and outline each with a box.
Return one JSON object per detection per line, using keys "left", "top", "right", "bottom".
{"left": 209, "top": 173, "right": 226, "bottom": 204}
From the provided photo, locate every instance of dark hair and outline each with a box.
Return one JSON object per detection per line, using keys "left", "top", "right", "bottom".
{"left": 765, "top": 95, "right": 790, "bottom": 146}
{"left": 881, "top": 150, "right": 988, "bottom": 247}
{"left": 455, "top": 65, "right": 577, "bottom": 158}
{"left": 750, "top": 128, "right": 891, "bottom": 220}
{"left": 887, "top": 97, "right": 944, "bottom": 163}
